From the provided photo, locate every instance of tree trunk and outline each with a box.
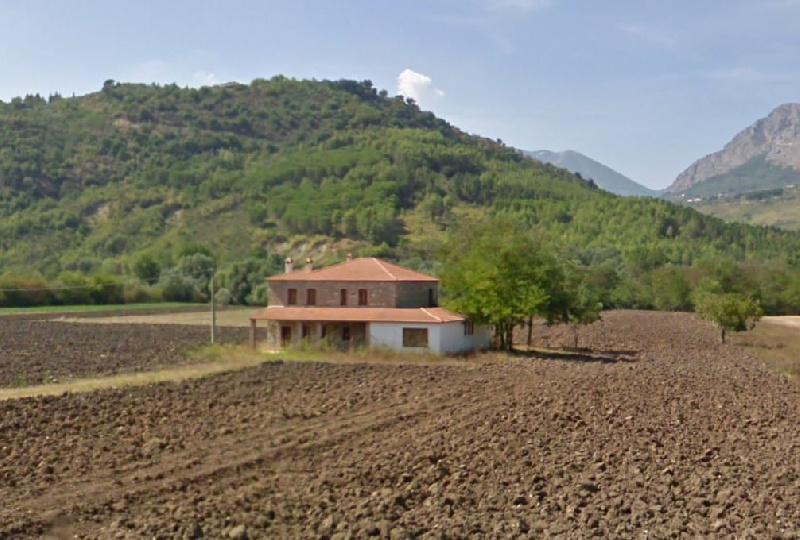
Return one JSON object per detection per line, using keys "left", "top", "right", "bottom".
{"left": 527, "top": 317, "right": 533, "bottom": 348}
{"left": 721, "top": 327, "right": 726, "bottom": 344}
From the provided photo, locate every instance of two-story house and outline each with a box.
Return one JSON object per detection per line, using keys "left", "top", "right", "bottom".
{"left": 249, "top": 256, "right": 491, "bottom": 354}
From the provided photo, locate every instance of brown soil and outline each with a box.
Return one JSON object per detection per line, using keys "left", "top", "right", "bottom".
{"left": 0, "top": 319, "right": 260, "bottom": 386}
{"left": 1, "top": 310, "right": 799, "bottom": 538}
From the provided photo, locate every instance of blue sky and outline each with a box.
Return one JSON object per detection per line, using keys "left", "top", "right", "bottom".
{"left": 2, "top": 0, "right": 800, "bottom": 189}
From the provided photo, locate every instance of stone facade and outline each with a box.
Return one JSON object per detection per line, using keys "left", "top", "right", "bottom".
{"left": 254, "top": 259, "right": 452, "bottom": 352}
{"left": 268, "top": 280, "right": 438, "bottom": 309}
{"left": 262, "top": 320, "right": 367, "bottom": 350}
{"left": 396, "top": 282, "right": 438, "bottom": 308}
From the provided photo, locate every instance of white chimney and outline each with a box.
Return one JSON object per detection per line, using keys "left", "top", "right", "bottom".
{"left": 284, "top": 257, "right": 294, "bottom": 274}
{"left": 305, "top": 258, "right": 314, "bottom": 272}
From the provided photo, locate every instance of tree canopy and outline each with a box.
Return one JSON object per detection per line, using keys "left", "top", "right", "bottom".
{"left": 693, "top": 291, "right": 763, "bottom": 343}
{"left": 1, "top": 77, "right": 800, "bottom": 313}
{"left": 441, "top": 217, "right": 598, "bottom": 349}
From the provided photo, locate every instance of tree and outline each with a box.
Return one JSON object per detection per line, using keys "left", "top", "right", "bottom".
{"left": 133, "top": 254, "right": 161, "bottom": 284}
{"left": 159, "top": 269, "right": 201, "bottom": 302}
{"left": 441, "top": 217, "right": 554, "bottom": 350}
{"left": 557, "top": 265, "right": 602, "bottom": 349}
{"left": 226, "top": 256, "right": 283, "bottom": 305}
{"left": 693, "top": 292, "right": 763, "bottom": 343}
{"left": 176, "top": 253, "right": 216, "bottom": 297}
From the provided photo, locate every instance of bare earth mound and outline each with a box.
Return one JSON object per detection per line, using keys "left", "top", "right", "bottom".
{"left": 1, "top": 311, "right": 799, "bottom": 538}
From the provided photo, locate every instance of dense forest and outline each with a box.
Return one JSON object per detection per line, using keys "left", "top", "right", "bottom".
{"left": 1, "top": 77, "right": 799, "bottom": 312}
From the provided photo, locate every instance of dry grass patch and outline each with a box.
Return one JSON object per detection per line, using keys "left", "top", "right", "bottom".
{"left": 249, "top": 344, "right": 485, "bottom": 367}
{"left": 733, "top": 318, "right": 800, "bottom": 379}
{"left": 55, "top": 307, "right": 254, "bottom": 327}
{"left": 0, "top": 346, "right": 270, "bottom": 400}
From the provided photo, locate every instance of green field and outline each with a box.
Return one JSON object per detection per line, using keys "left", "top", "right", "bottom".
{"left": 693, "top": 190, "right": 800, "bottom": 231}
{"left": 0, "top": 302, "right": 200, "bottom": 316}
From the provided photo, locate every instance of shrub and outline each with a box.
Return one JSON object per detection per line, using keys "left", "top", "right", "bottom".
{"left": 124, "top": 283, "right": 158, "bottom": 304}
{"left": 159, "top": 269, "right": 201, "bottom": 302}
{"left": 56, "top": 272, "right": 94, "bottom": 305}
{"left": 246, "top": 283, "right": 271, "bottom": 306}
{"left": 0, "top": 275, "right": 55, "bottom": 307}
{"left": 89, "top": 275, "right": 125, "bottom": 304}
{"left": 214, "top": 288, "right": 232, "bottom": 306}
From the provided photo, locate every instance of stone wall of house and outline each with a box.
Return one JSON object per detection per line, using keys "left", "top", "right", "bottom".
{"left": 267, "top": 281, "right": 398, "bottom": 308}
{"left": 264, "top": 320, "right": 367, "bottom": 350}
{"left": 396, "top": 282, "right": 439, "bottom": 308}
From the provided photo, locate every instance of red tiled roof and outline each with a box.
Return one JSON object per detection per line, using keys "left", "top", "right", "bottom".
{"left": 268, "top": 258, "right": 438, "bottom": 282}
{"left": 250, "top": 306, "right": 465, "bottom": 324}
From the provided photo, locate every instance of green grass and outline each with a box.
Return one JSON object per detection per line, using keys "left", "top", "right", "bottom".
{"left": 0, "top": 302, "right": 199, "bottom": 316}
{"left": 694, "top": 190, "right": 800, "bottom": 231}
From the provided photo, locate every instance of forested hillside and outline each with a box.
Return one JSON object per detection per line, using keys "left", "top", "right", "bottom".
{"left": 1, "top": 77, "right": 800, "bottom": 311}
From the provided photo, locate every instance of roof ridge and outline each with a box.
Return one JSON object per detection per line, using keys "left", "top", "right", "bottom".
{"left": 373, "top": 258, "right": 398, "bottom": 281}
{"left": 420, "top": 307, "right": 442, "bottom": 322}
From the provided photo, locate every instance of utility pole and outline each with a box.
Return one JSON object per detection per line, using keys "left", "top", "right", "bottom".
{"left": 210, "top": 269, "right": 217, "bottom": 344}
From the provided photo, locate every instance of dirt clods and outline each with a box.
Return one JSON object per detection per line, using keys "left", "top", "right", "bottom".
{"left": 0, "top": 311, "right": 799, "bottom": 537}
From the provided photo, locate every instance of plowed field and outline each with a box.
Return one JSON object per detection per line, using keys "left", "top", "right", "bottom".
{"left": 1, "top": 311, "right": 799, "bottom": 538}
{"left": 0, "top": 319, "right": 255, "bottom": 386}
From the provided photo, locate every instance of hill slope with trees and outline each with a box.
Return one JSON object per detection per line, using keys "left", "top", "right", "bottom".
{"left": 1, "top": 77, "right": 800, "bottom": 312}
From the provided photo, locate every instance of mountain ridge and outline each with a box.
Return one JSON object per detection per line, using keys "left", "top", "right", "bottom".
{"left": 524, "top": 149, "right": 658, "bottom": 197}
{"left": 668, "top": 103, "right": 800, "bottom": 194}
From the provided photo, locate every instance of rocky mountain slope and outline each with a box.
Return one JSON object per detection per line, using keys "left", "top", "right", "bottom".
{"left": 526, "top": 149, "right": 658, "bottom": 197}
{"left": 668, "top": 104, "right": 800, "bottom": 194}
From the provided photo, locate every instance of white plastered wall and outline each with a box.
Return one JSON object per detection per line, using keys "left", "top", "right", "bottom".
{"left": 436, "top": 321, "right": 493, "bottom": 353}
{"left": 369, "top": 322, "right": 492, "bottom": 354}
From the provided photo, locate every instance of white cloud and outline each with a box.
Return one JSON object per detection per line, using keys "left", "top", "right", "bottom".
{"left": 193, "top": 70, "right": 218, "bottom": 87}
{"left": 486, "top": 0, "right": 552, "bottom": 12}
{"left": 396, "top": 69, "right": 445, "bottom": 105}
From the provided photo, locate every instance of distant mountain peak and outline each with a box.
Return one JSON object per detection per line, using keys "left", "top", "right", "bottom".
{"left": 524, "top": 149, "right": 657, "bottom": 197}
{"left": 667, "top": 103, "right": 800, "bottom": 194}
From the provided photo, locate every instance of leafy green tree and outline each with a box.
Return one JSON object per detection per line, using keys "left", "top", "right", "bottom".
{"left": 176, "top": 253, "right": 216, "bottom": 297}
{"left": 650, "top": 266, "right": 692, "bottom": 311}
{"left": 158, "top": 269, "right": 201, "bottom": 302}
{"left": 246, "top": 283, "right": 271, "bottom": 306}
{"left": 557, "top": 265, "right": 602, "bottom": 349}
{"left": 214, "top": 288, "right": 232, "bottom": 306}
{"left": 226, "top": 256, "right": 283, "bottom": 304}
{"left": 693, "top": 291, "right": 763, "bottom": 343}
{"left": 441, "top": 217, "right": 553, "bottom": 350}
{"left": 133, "top": 254, "right": 161, "bottom": 284}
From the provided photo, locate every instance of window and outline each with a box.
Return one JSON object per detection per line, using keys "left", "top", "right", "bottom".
{"left": 342, "top": 327, "right": 351, "bottom": 341}
{"left": 321, "top": 325, "right": 327, "bottom": 339}
{"left": 302, "top": 324, "right": 311, "bottom": 339}
{"left": 428, "top": 288, "right": 437, "bottom": 307}
{"left": 464, "top": 321, "right": 474, "bottom": 336}
{"left": 403, "top": 328, "right": 429, "bottom": 348}
{"left": 306, "top": 289, "right": 316, "bottom": 305}
{"left": 340, "top": 289, "right": 347, "bottom": 306}
{"left": 358, "top": 289, "right": 368, "bottom": 306}
{"left": 287, "top": 288, "right": 297, "bottom": 305}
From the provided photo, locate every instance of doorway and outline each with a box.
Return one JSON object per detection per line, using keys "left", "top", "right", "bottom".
{"left": 281, "top": 325, "right": 292, "bottom": 347}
